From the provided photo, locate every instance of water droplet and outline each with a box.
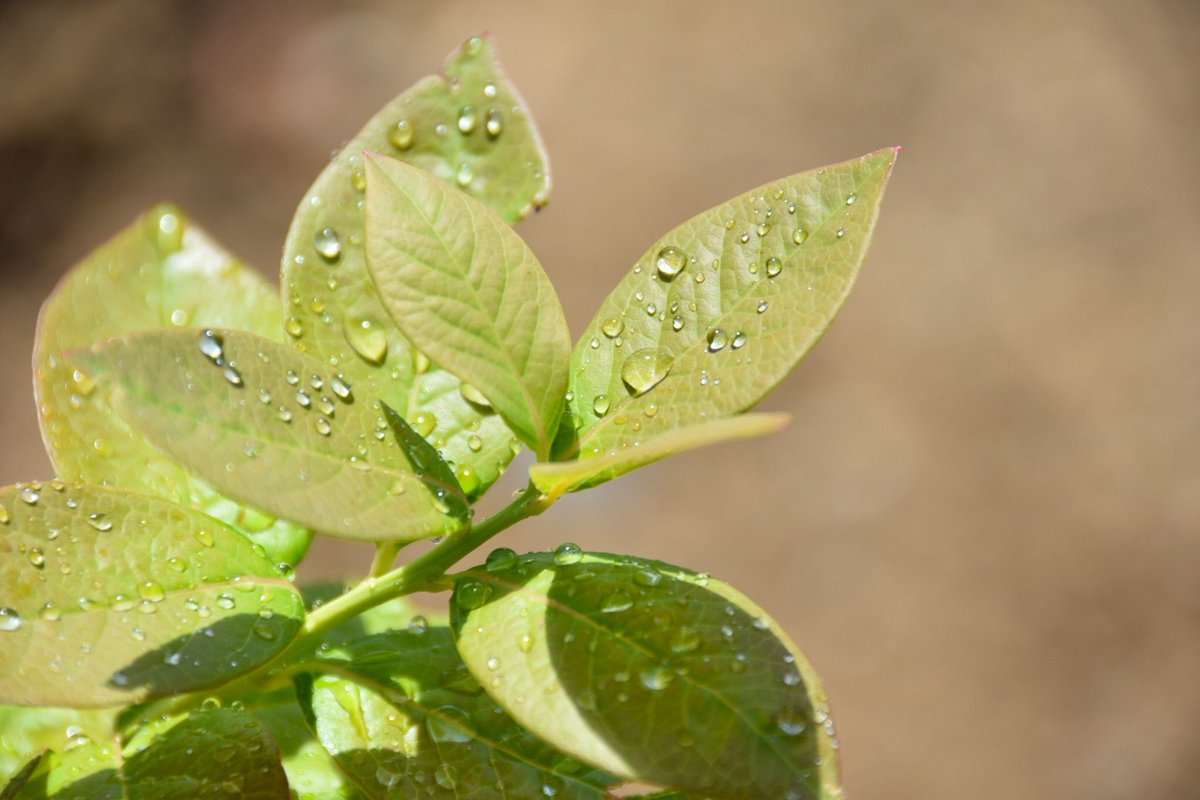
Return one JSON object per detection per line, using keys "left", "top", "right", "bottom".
{"left": 411, "top": 411, "right": 437, "bottom": 437}
{"left": 655, "top": 246, "right": 687, "bottom": 280}
{"left": 86, "top": 513, "right": 112, "bottom": 532}
{"left": 198, "top": 330, "right": 224, "bottom": 362}
{"left": 483, "top": 83, "right": 498, "bottom": 98}
{"left": 426, "top": 705, "right": 473, "bottom": 743}
{"left": 846, "top": 192, "right": 858, "bottom": 205}
{"left": 601, "top": 317, "right": 624, "bottom": 338}
{"left": 295, "top": 389, "right": 311, "bottom": 409}
{"left": 456, "top": 465, "right": 479, "bottom": 495}
{"left": 344, "top": 316, "right": 388, "bottom": 364}
{"left": 330, "top": 375, "right": 352, "bottom": 400}
{"left": 645, "top": 303, "right": 658, "bottom": 316}
{"left": 589, "top": 337, "right": 600, "bottom": 349}
{"left": 757, "top": 223, "right": 770, "bottom": 237}
{"left": 434, "top": 763, "right": 458, "bottom": 790}
{"left": 167, "top": 557, "right": 188, "bottom": 573}
{"left": 314, "top": 417, "right": 332, "bottom": 436}
{"left": 553, "top": 542, "right": 583, "bottom": 565}
{"left": 485, "top": 547, "right": 518, "bottom": 572}
{"left": 592, "top": 394, "right": 610, "bottom": 417}
{"left": 216, "top": 593, "right": 236, "bottom": 610}
{"left": 457, "top": 105, "right": 478, "bottom": 134}
{"left": 670, "top": 625, "right": 701, "bottom": 654}
{"left": 600, "top": 591, "right": 634, "bottom": 613}
{"left": 467, "top": 434, "right": 484, "bottom": 453}
{"left": 195, "top": 529, "right": 215, "bottom": 548}
{"left": 731, "top": 331, "right": 748, "bottom": 350}
{"left": 740, "top": 232, "right": 751, "bottom": 243}
{"left": 27, "top": 548, "right": 45, "bottom": 568}
{"left": 0, "top": 608, "right": 22, "bottom": 632}
{"left": 639, "top": 665, "right": 674, "bottom": 691}
{"left": 388, "top": 119, "right": 415, "bottom": 150}
{"left": 0, "top": 504, "right": 8, "bottom": 525}
{"left": 350, "top": 169, "right": 366, "bottom": 193}
{"left": 138, "top": 581, "right": 165, "bottom": 603}
{"left": 634, "top": 567, "right": 663, "bottom": 587}
{"left": 706, "top": 329, "right": 728, "bottom": 352}
{"left": 485, "top": 108, "right": 503, "bottom": 137}
{"left": 222, "top": 363, "right": 243, "bottom": 387}
{"left": 71, "top": 368, "right": 96, "bottom": 397}
{"left": 460, "top": 382, "right": 491, "bottom": 408}
{"left": 39, "top": 602, "right": 60, "bottom": 622}
{"left": 757, "top": 300, "right": 769, "bottom": 313}
{"left": 284, "top": 316, "right": 303, "bottom": 339}
{"left": 672, "top": 315, "right": 685, "bottom": 332}
{"left": 456, "top": 161, "right": 473, "bottom": 187}
{"left": 765, "top": 257, "right": 783, "bottom": 278}
{"left": 776, "top": 706, "right": 808, "bottom": 736}
{"left": 18, "top": 485, "right": 40, "bottom": 505}
{"left": 154, "top": 207, "right": 185, "bottom": 253}
{"left": 456, "top": 579, "right": 491, "bottom": 610}
{"left": 621, "top": 349, "right": 673, "bottom": 396}
{"left": 313, "top": 227, "right": 341, "bottom": 262}
{"left": 836, "top": 227, "right": 846, "bottom": 239}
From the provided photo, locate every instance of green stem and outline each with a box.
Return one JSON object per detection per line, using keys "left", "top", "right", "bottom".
{"left": 369, "top": 541, "right": 402, "bottom": 578}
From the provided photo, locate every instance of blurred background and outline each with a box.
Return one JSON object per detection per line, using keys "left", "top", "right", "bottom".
{"left": 1, "top": 1, "right": 1197, "bottom": 797}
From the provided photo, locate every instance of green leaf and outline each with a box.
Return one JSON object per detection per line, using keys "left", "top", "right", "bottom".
{"left": 251, "top": 689, "right": 366, "bottom": 800}
{"left": 34, "top": 203, "right": 311, "bottom": 566}
{"left": 531, "top": 413, "right": 791, "bottom": 497}
{"left": 450, "top": 552, "right": 842, "bottom": 800}
{"left": 1, "top": 754, "right": 44, "bottom": 799}
{"left": 0, "top": 706, "right": 114, "bottom": 785}
{"left": 8, "top": 707, "right": 288, "bottom": 799}
{"left": 299, "top": 626, "right": 616, "bottom": 799}
{"left": 77, "top": 329, "right": 470, "bottom": 543}
{"left": 0, "top": 482, "right": 304, "bottom": 708}
{"left": 558, "top": 149, "right": 897, "bottom": 464}
{"left": 281, "top": 34, "right": 549, "bottom": 495}
{"left": 365, "top": 153, "right": 571, "bottom": 459}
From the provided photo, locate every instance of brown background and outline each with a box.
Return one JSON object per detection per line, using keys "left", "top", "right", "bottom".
{"left": 1, "top": 2, "right": 1197, "bottom": 797}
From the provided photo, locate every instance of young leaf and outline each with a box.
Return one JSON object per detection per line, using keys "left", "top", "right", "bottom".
{"left": 282, "top": 34, "right": 549, "bottom": 495}
{"left": 0, "top": 482, "right": 304, "bottom": 708}
{"left": 450, "top": 552, "right": 842, "bottom": 800}
{"left": 366, "top": 153, "right": 572, "bottom": 459}
{"left": 8, "top": 707, "right": 288, "bottom": 799}
{"left": 530, "top": 413, "right": 791, "bottom": 497}
{"left": 34, "top": 204, "right": 311, "bottom": 566}
{"left": 0, "top": 706, "right": 114, "bottom": 785}
{"left": 559, "top": 148, "right": 897, "bottom": 464}
{"left": 299, "top": 626, "right": 617, "bottom": 799}
{"left": 77, "top": 329, "right": 469, "bottom": 543}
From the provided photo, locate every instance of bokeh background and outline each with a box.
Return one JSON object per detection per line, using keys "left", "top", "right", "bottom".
{"left": 2, "top": 1, "right": 1197, "bottom": 797}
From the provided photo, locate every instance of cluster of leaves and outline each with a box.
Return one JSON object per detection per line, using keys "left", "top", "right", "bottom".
{"left": 0, "top": 35, "right": 894, "bottom": 800}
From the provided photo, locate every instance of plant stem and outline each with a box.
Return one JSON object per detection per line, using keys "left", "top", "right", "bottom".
{"left": 369, "top": 541, "right": 402, "bottom": 578}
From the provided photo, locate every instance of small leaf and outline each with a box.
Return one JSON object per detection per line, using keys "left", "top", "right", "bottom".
{"left": 560, "top": 149, "right": 897, "bottom": 463}
{"left": 34, "top": 203, "right": 311, "bottom": 566}
{"left": 251, "top": 689, "right": 366, "bottom": 800}
{"left": 299, "top": 626, "right": 616, "bottom": 799}
{"left": 0, "top": 482, "right": 304, "bottom": 708}
{"left": 282, "top": 34, "right": 549, "bottom": 496}
{"left": 450, "top": 552, "right": 842, "bottom": 800}
{"left": 531, "top": 413, "right": 790, "bottom": 497}
{"left": 1, "top": 753, "right": 44, "bottom": 799}
{"left": 366, "top": 153, "right": 571, "bottom": 459}
{"left": 77, "top": 329, "right": 469, "bottom": 543}
{"left": 0, "top": 706, "right": 114, "bottom": 785}
{"left": 8, "top": 707, "right": 288, "bottom": 799}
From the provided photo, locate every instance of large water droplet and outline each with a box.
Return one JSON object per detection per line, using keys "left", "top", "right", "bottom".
{"left": 776, "top": 706, "right": 808, "bottom": 736}
{"left": 592, "top": 394, "right": 610, "bottom": 417}
{"left": 314, "top": 417, "right": 333, "bottom": 437}
{"left": 672, "top": 315, "right": 685, "bottom": 332}
{"left": 426, "top": 705, "right": 474, "bottom": 743}
{"left": 198, "top": 330, "right": 224, "bottom": 362}
{"left": 222, "top": 363, "right": 243, "bottom": 387}
{"left": 455, "top": 161, "right": 474, "bottom": 187}
{"left": 330, "top": 375, "right": 352, "bottom": 400}
{"left": 388, "top": 120, "right": 415, "bottom": 150}
{"left": 18, "top": 485, "right": 40, "bottom": 505}
{"left": 655, "top": 246, "right": 687, "bottom": 280}
{"left": 460, "top": 382, "right": 491, "bottom": 408}
{"left": 600, "top": 591, "right": 634, "bottom": 613}
{"left": 344, "top": 316, "right": 388, "bottom": 364}
{"left": 639, "top": 665, "right": 674, "bottom": 691}
{"left": 621, "top": 349, "right": 673, "bottom": 396}
{"left": 138, "top": 581, "right": 166, "bottom": 603}
{"left": 313, "top": 228, "right": 341, "bottom": 262}
{"left": 411, "top": 411, "right": 437, "bottom": 437}
{"left": 154, "top": 207, "right": 185, "bottom": 253}
{"left": 601, "top": 317, "right": 624, "bottom": 338}
{"left": 485, "top": 108, "right": 504, "bottom": 138}
{"left": 456, "top": 579, "right": 491, "bottom": 610}
{"left": 0, "top": 608, "right": 22, "bottom": 632}
{"left": 706, "top": 329, "right": 728, "bottom": 352}
{"left": 765, "top": 257, "right": 783, "bottom": 278}
{"left": 846, "top": 192, "right": 858, "bottom": 205}
{"left": 670, "top": 625, "right": 701, "bottom": 654}
{"left": 792, "top": 228, "right": 808, "bottom": 245}
{"left": 731, "top": 331, "right": 748, "bottom": 350}
{"left": 485, "top": 547, "right": 518, "bottom": 572}
{"left": 457, "top": 105, "right": 478, "bottom": 134}
{"left": 553, "top": 542, "right": 583, "bottom": 565}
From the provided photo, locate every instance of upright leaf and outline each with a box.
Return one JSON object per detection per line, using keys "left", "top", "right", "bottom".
{"left": 451, "top": 552, "right": 842, "bottom": 800}
{"left": 0, "top": 482, "right": 304, "bottom": 708}
{"left": 78, "top": 329, "right": 469, "bottom": 543}
{"left": 282, "top": 34, "right": 550, "bottom": 494}
{"left": 34, "top": 204, "right": 311, "bottom": 565}
{"left": 8, "top": 707, "right": 288, "bottom": 799}
{"left": 299, "top": 626, "right": 616, "bottom": 799}
{"left": 560, "top": 149, "right": 897, "bottom": 464}
{"left": 366, "top": 154, "right": 571, "bottom": 458}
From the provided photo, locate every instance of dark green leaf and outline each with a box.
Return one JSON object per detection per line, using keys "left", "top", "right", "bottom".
{"left": 300, "top": 626, "right": 616, "bottom": 798}
{"left": 77, "top": 329, "right": 469, "bottom": 543}
{"left": 282, "top": 34, "right": 549, "bottom": 496}
{"left": 559, "top": 149, "right": 897, "bottom": 471}
{"left": 0, "top": 482, "right": 304, "bottom": 707}
{"left": 34, "top": 204, "right": 311, "bottom": 566}
{"left": 450, "top": 552, "right": 842, "bottom": 800}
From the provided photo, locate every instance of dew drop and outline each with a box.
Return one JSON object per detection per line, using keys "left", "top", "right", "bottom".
{"left": 411, "top": 411, "right": 437, "bottom": 437}
{"left": 757, "top": 300, "right": 769, "bottom": 313}
{"left": 314, "top": 417, "right": 333, "bottom": 437}
{"left": 455, "top": 161, "right": 474, "bottom": 187}
{"left": 792, "top": 228, "right": 809, "bottom": 245}
{"left": 601, "top": 317, "right": 624, "bottom": 338}
{"left": 222, "top": 363, "right": 243, "bottom": 387}
{"left": 639, "top": 665, "right": 674, "bottom": 691}
{"left": 0, "top": 504, "right": 9, "bottom": 525}
{"left": 459, "top": 382, "right": 491, "bottom": 408}
{"left": 154, "top": 207, "right": 185, "bottom": 253}
{"left": 457, "top": 105, "right": 478, "bottom": 134}
{"left": 731, "top": 331, "right": 748, "bottom": 350}
{"left": 27, "top": 548, "right": 45, "bottom": 568}
{"left": 138, "top": 581, "right": 166, "bottom": 603}
{"left": 18, "top": 485, "right": 40, "bottom": 505}
{"left": 670, "top": 625, "right": 702, "bottom": 654}
{"left": 195, "top": 529, "right": 215, "bottom": 548}
{"left": 654, "top": 246, "right": 687, "bottom": 280}
{"left": 426, "top": 705, "right": 473, "bottom": 744}
{"left": 671, "top": 315, "right": 685, "bottom": 332}
{"left": 553, "top": 542, "right": 583, "bottom": 565}
{"left": 846, "top": 192, "right": 858, "bottom": 205}
{"left": 836, "top": 227, "right": 846, "bottom": 239}
{"left": 313, "top": 227, "right": 341, "bottom": 262}
{"left": 776, "top": 706, "right": 808, "bottom": 736}
{"left": 344, "top": 316, "right": 388, "bottom": 364}
{"left": 621, "top": 349, "right": 673, "bottom": 396}
{"left": 592, "top": 394, "right": 610, "bottom": 417}
{"left": 456, "top": 579, "right": 491, "bottom": 611}
{"left": 86, "top": 513, "right": 112, "bottom": 532}
{"left": 434, "top": 763, "right": 458, "bottom": 790}
{"left": 634, "top": 567, "right": 663, "bottom": 587}
{"left": 198, "top": 330, "right": 224, "bottom": 362}
{"left": 765, "top": 257, "right": 783, "bottom": 278}
{"left": 706, "top": 329, "right": 729, "bottom": 352}
{"left": 456, "top": 465, "right": 479, "bottom": 496}
{"left": 466, "top": 434, "right": 484, "bottom": 453}
{"left": 600, "top": 591, "right": 634, "bottom": 613}
{"left": 330, "top": 375, "right": 352, "bottom": 400}
{"left": 485, "top": 108, "right": 503, "bottom": 138}
{"left": 388, "top": 120, "right": 415, "bottom": 150}
{"left": 0, "top": 608, "right": 22, "bottom": 632}
{"left": 485, "top": 547, "right": 518, "bottom": 573}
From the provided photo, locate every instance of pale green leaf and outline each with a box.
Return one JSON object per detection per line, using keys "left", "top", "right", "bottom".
{"left": 299, "top": 626, "right": 616, "bottom": 799}
{"left": 282, "top": 34, "right": 549, "bottom": 496}
{"left": 366, "top": 153, "right": 571, "bottom": 459}
{"left": 450, "top": 552, "right": 843, "bottom": 800}
{"left": 0, "top": 706, "right": 114, "bottom": 785}
{"left": 77, "top": 329, "right": 469, "bottom": 543}
{"left": 0, "top": 482, "right": 304, "bottom": 708}
{"left": 8, "top": 707, "right": 288, "bottom": 799}
{"left": 34, "top": 203, "right": 311, "bottom": 566}
{"left": 530, "top": 413, "right": 790, "bottom": 498}
{"left": 558, "top": 149, "right": 897, "bottom": 464}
